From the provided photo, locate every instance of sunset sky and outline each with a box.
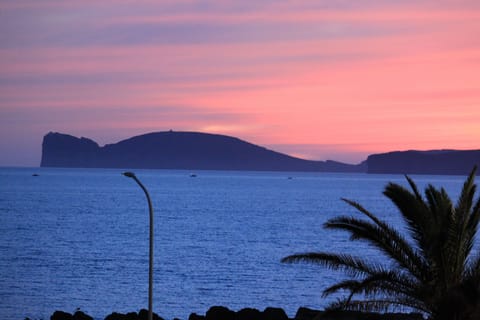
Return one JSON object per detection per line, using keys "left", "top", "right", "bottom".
{"left": 1, "top": 0, "right": 480, "bottom": 167}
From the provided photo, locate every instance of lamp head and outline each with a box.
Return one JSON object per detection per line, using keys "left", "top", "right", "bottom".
{"left": 123, "top": 171, "right": 136, "bottom": 178}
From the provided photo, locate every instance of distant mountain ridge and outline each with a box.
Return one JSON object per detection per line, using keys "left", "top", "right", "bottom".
{"left": 367, "top": 149, "right": 480, "bottom": 175}
{"left": 40, "top": 131, "right": 480, "bottom": 175}
{"left": 41, "top": 131, "right": 363, "bottom": 172}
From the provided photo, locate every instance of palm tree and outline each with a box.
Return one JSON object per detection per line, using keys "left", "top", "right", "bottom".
{"left": 282, "top": 167, "right": 480, "bottom": 320}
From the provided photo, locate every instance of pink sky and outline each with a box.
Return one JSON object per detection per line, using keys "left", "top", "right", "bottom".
{"left": 1, "top": 0, "right": 480, "bottom": 166}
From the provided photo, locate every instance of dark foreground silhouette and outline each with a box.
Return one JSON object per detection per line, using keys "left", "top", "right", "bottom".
{"left": 283, "top": 168, "right": 480, "bottom": 320}
{"left": 44, "top": 306, "right": 423, "bottom": 320}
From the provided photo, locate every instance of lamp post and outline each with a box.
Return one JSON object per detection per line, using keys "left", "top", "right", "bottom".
{"left": 123, "top": 172, "right": 154, "bottom": 320}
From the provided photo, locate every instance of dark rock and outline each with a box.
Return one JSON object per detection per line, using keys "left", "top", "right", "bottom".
{"left": 312, "top": 310, "right": 425, "bottom": 320}
{"left": 205, "top": 306, "right": 236, "bottom": 320}
{"left": 236, "top": 308, "right": 262, "bottom": 320}
{"left": 105, "top": 312, "right": 131, "bottom": 320}
{"left": 313, "top": 310, "right": 372, "bottom": 320}
{"left": 138, "top": 309, "right": 163, "bottom": 320}
{"left": 294, "top": 307, "right": 322, "bottom": 320}
{"left": 385, "top": 313, "right": 424, "bottom": 320}
{"left": 73, "top": 311, "right": 93, "bottom": 320}
{"left": 51, "top": 311, "right": 73, "bottom": 320}
{"left": 125, "top": 312, "right": 139, "bottom": 320}
{"left": 188, "top": 314, "right": 205, "bottom": 320}
{"left": 262, "top": 307, "right": 289, "bottom": 320}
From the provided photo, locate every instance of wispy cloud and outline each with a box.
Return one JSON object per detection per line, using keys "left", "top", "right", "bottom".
{"left": 1, "top": 0, "right": 479, "bottom": 165}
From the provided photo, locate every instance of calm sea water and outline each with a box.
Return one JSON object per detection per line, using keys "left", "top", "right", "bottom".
{"left": 0, "top": 168, "right": 468, "bottom": 320}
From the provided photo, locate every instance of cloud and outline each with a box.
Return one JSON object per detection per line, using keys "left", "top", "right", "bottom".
{"left": 1, "top": 0, "right": 479, "bottom": 166}
{"left": 7, "top": 0, "right": 480, "bottom": 49}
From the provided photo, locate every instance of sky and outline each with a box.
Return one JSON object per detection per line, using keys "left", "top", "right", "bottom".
{"left": 1, "top": 0, "right": 480, "bottom": 167}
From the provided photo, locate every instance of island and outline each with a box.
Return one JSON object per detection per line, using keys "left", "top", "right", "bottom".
{"left": 40, "top": 131, "right": 480, "bottom": 175}
{"left": 367, "top": 149, "right": 480, "bottom": 175}
{"left": 40, "top": 131, "right": 364, "bottom": 172}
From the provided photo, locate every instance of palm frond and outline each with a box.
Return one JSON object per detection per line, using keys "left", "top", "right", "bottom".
{"left": 325, "top": 297, "right": 392, "bottom": 313}
{"left": 443, "top": 172, "right": 480, "bottom": 285}
{"left": 456, "top": 166, "right": 478, "bottom": 217}
{"left": 465, "top": 255, "right": 480, "bottom": 280}
{"left": 281, "top": 252, "right": 380, "bottom": 278}
{"left": 383, "top": 182, "right": 431, "bottom": 253}
{"left": 325, "top": 297, "right": 428, "bottom": 314}
{"left": 334, "top": 271, "right": 419, "bottom": 299}
{"left": 405, "top": 175, "right": 423, "bottom": 201}
{"left": 322, "top": 279, "right": 362, "bottom": 297}
{"left": 424, "top": 185, "right": 453, "bottom": 227}
{"left": 330, "top": 203, "right": 429, "bottom": 281}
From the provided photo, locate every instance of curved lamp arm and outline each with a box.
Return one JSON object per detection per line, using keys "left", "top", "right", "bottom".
{"left": 123, "top": 172, "right": 154, "bottom": 320}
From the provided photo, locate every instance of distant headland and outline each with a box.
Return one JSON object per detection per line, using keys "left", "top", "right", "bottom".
{"left": 40, "top": 131, "right": 480, "bottom": 175}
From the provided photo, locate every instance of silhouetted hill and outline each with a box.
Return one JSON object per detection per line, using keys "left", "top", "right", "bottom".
{"left": 41, "top": 131, "right": 364, "bottom": 172}
{"left": 367, "top": 150, "right": 480, "bottom": 175}
{"left": 40, "top": 131, "right": 480, "bottom": 174}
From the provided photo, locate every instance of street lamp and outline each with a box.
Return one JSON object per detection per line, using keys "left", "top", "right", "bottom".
{"left": 123, "top": 172, "right": 154, "bottom": 320}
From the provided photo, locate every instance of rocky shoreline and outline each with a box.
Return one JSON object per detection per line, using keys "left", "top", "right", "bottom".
{"left": 44, "top": 306, "right": 424, "bottom": 320}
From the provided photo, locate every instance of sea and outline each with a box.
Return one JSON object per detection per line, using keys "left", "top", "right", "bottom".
{"left": 0, "top": 168, "right": 470, "bottom": 320}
